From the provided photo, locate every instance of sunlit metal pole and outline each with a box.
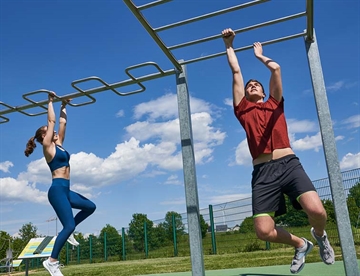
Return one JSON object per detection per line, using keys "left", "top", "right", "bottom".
{"left": 305, "top": 29, "right": 360, "bottom": 276}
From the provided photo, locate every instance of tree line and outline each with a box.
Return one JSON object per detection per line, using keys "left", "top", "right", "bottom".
{"left": 1, "top": 182, "right": 359, "bottom": 260}
{"left": 0, "top": 211, "right": 209, "bottom": 260}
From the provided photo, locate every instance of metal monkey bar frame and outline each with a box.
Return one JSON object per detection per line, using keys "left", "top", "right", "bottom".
{"left": 0, "top": 1, "right": 358, "bottom": 275}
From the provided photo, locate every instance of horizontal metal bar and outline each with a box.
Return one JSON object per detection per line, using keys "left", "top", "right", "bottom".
{"left": 180, "top": 31, "right": 307, "bottom": 66}
{"left": 0, "top": 115, "right": 9, "bottom": 123}
{"left": 0, "top": 66, "right": 177, "bottom": 118}
{"left": 138, "top": 0, "right": 172, "bottom": 10}
{"left": 123, "top": 0, "right": 182, "bottom": 71}
{"left": 0, "top": 102, "right": 14, "bottom": 123}
{"left": 154, "top": 0, "right": 270, "bottom": 32}
{"left": 169, "top": 11, "right": 306, "bottom": 50}
{"left": 306, "top": 0, "right": 314, "bottom": 41}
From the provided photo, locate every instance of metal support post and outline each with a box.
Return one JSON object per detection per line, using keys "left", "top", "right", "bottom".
{"left": 305, "top": 29, "right": 360, "bottom": 276}
{"left": 176, "top": 63, "right": 205, "bottom": 276}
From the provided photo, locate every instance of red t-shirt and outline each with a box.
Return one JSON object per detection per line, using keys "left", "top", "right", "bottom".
{"left": 234, "top": 96, "right": 291, "bottom": 160}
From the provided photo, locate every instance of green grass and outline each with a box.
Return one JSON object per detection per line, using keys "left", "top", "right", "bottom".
{"left": 8, "top": 245, "right": 359, "bottom": 276}
{"left": 5, "top": 225, "right": 359, "bottom": 275}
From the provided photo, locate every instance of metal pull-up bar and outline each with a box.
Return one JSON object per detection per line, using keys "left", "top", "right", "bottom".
{"left": 0, "top": 62, "right": 176, "bottom": 124}
{"left": 0, "top": 0, "right": 313, "bottom": 124}
{"left": 123, "top": 0, "right": 314, "bottom": 69}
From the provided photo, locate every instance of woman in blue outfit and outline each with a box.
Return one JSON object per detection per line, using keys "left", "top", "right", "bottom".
{"left": 25, "top": 92, "right": 96, "bottom": 276}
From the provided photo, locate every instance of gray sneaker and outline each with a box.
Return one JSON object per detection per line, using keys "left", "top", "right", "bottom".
{"left": 311, "top": 227, "right": 335, "bottom": 265}
{"left": 290, "top": 238, "right": 314, "bottom": 274}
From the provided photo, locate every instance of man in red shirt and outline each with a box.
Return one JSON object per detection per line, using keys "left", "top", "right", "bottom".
{"left": 222, "top": 28, "right": 335, "bottom": 274}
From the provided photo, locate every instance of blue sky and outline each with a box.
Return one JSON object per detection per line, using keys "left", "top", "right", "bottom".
{"left": 0, "top": 0, "right": 359, "bottom": 237}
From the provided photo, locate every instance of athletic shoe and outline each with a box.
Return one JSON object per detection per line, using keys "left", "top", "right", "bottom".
{"left": 311, "top": 227, "right": 335, "bottom": 265}
{"left": 290, "top": 238, "right": 314, "bottom": 274}
{"left": 43, "top": 258, "right": 63, "bottom": 276}
{"left": 67, "top": 233, "right": 79, "bottom": 246}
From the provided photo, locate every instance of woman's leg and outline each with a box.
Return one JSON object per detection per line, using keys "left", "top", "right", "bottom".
{"left": 68, "top": 191, "right": 96, "bottom": 226}
{"left": 48, "top": 185, "right": 75, "bottom": 260}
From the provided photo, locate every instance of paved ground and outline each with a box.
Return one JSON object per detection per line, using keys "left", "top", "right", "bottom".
{"left": 139, "top": 260, "right": 360, "bottom": 276}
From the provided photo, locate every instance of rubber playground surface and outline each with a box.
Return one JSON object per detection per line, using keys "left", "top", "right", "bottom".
{"left": 139, "top": 260, "right": 360, "bottom": 276}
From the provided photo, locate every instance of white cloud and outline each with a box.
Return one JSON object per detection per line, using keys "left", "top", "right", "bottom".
{"left": 133, "top": 93, "right": 213, "bottom": 120}
{"left": 164, "top": 174, "right": 182, "bottom": 185}
{"left": 340, "top": 152, "right": 360, "bottom": 170}
{"left": 207, "top": 194, "right": 251, "bottom": 205}
{"left": 224, "top": 98, "right": 233, "bottom": 107}
{"left": 287, "top": 119, "right": 318, "bottom": 133}
{"left": 0, "top": 161, "right": 13, "bottom": 173}
{"left": 302, "top": 88, "right": 312, "bottom": 95}
{"left": 160, "top": 198, "right": 185, "bottom": 205}
{"left": 17, "top": 158, "right": 51, "bottom": 184}
{"left": 292, "top": 132, "right": 344, "bottom": 152}
{"left": 302, "top": 79, "right": 358, "bottom": 95}
{"left": 234, "top": 139, "right": 252, "bottom": 166}
{"left": 116, "top": 109, "right": 125, "bottom": 118}
{"left": 326, "top": 81, "right": 344, "bottom": 92}
{"left": 345, "top": 81, "right": 359, "bottom": 89}
{"left": 292, "top": 132, "right": 323, "bottom": 152}
{"left": 341, "top": 114, "right": 360, "bottom": 129}
{"left": 0, "top": 177, "right": 48, "bottom": 204}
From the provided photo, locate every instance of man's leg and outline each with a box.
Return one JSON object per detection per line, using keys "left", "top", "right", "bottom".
{"left": 299, "top": 191, "right": 335, "bottom": 265}
{"left": 298, "top": 191, "right": 326, "bottom": 235}
{"left": 254, "top": 214, "right": 313, "bottom": 274}
{"left": 254, "top": 215, "right": 303, "bottom": 247}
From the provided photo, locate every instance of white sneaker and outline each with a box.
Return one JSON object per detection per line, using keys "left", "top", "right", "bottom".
{"left": 67, "top": 233, "right": 79, "bottom": 246}
{"left": 43, "top": 258, "right": 63, "bottom": 276}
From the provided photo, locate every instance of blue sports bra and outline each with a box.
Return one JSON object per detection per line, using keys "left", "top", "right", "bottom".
{"left": 47, "top": 145, "right": 70, "bottom": 172}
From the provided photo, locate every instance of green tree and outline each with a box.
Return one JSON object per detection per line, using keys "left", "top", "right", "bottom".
{"left": 347, "top": 197, "right": 360, "bottom": 227}
{"left": 18, "top": 222, "right": 38, "bottom": 243}
{"left": 150, "top": 224, "right": 167, "bottom": 248}
{"left": 348, "top": 181, "right": 360, "bottom": 207}
{"left": 99, "top": 224, "right": 122, "bottom": 258}
{"left": 12, "top": 237, "right": 24, "bottom": 258}
{"left": 322, "top": 199, "right": 336, "bottom": 224}
{"left": 162, "top": 211, "right": 185, "bottom": 242}
{"left": 274, "top": 196, "right": 309, "bottom": 227}
{"left": 0, "top": 231, "right": 12, "bottom": 259}
{"left": 239, "top": 217, "right": 254, "bottom": 234}
{"left": 199, "top": 214, "right": 209, "bottom": 239}
{"left": 128, "top": 213, "right": 154, "bottom": 252}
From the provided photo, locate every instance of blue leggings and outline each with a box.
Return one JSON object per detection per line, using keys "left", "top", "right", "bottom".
{"left": 48, "top": 178, "right": 96, "bottom": 259}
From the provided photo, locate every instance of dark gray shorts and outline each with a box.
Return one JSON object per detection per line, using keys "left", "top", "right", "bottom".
{"left": 251, "top": 154, "right": 316, "bottom": 217}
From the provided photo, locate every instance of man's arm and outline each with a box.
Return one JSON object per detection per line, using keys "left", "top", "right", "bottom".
{"left": 222, "top": 28, "right": 245, "bottom": 107}
{"left": 253, "top": 42, "right": 282, "bottom": 101}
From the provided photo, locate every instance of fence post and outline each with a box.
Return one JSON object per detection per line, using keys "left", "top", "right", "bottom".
{"left": 104, "top": 232, "right": 107, "bottom": 261}
{"left": 209, "top": 205, "right": 217, "bottom": 254}
{"left": 66, "top": 243, "right": 69, "bottom": 264}
{"left": 89, "top": 235, "right": 92, "bottom": 263}
{"left": 77, "top": 244, "right": 80, "bottom": 264}
{"left": 266, "top": 241, "right": 270, "bottom": 250}
{"left": 144, "top": 221, "right": 148, "bottom": 258}
{"left": 172, "top": 213, "right": 178, "bottom": 256}
{"left": 122, "top": 228, "right": 126, "bottom": 261}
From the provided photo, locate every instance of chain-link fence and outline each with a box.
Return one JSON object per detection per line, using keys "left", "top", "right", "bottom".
{"left": 10, "top": 168, "right": 360, "bottom": 272}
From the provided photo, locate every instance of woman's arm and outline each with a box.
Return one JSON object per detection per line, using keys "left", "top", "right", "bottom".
{"left": 58, "top": 99, "right": 70, "bottom": 145}
{"left": 42, "top": 92, "right": 56, "bottom": 161}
